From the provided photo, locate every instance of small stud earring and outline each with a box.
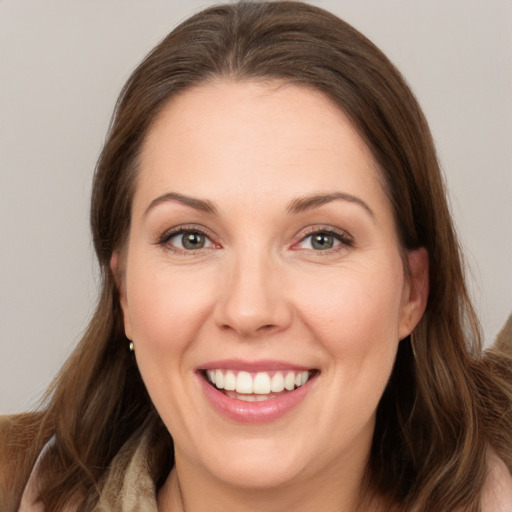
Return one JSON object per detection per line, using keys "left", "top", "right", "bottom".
{"left": 129, "top": 341, "right": 134, "bottom": 352}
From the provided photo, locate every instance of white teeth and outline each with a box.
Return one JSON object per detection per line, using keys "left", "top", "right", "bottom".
{"left": 206, "top": 369, "right": 313, "bottom": 396}
{"left": 215, "top": 369, "right": 224, "bottom": 389}
{"left": 284, "top": 372, "right": 295, "bottom": 391}
{"left": 270, "top": 372, "right": 285, "bottom": 392}
{"left": 236, "top": 371, "right": 253, "bottom": 394}
{"left": 253, "top": 372, "right": 271, "bottom": 394}
{"left": 238, "top": 394, "right": 257, "bottom": 402}
{"left": 224, "top": 371, "right": 236, "bottom": 391}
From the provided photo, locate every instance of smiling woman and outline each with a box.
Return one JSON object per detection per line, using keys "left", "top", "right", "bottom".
{"left": 1, "top": 2, "right": 512, "bottom": 512}
{"left": 114, "top": 81, "right": 426, "bottom": 501}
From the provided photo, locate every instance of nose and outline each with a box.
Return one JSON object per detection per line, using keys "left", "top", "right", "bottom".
{"left": 213, "top": 249, "right": 292, "bottom": 339}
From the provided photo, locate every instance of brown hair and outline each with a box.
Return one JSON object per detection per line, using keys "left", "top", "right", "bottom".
{"left": 3, "top": 2, "right": 511, "bottom": 511}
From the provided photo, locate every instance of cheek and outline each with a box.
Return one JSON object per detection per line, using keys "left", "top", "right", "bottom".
{"left": 279, "top": 259, "right": 406, "bottom": 460}
{"left": 294, "top": 259, "right": 405, "bottom": 365}
{"left": 124, "top": 260, "right": 217, "bottom": 357}
{"left": 123, "top": 259, "right": 220, "bottom": 432}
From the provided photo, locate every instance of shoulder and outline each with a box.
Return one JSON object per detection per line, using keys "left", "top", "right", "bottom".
{"left": 494, "top": 314, "right": 512, "bottom": 353}
{"left": 481, "top": 447, "right": 512, "bottom": 512}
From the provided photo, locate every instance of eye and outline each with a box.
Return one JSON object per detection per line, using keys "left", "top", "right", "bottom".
{"left": 160, "top": 228, "right": 216, "bottom": 251}
{"left": 308, "top": 233, "right": 338, "bottom": 250}
{"left": 295, "top": 229, "right": 353, "bottom": 251}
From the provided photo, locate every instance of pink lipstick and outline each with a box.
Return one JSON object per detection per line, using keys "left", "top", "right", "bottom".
{"left": 197, "top": 360, "right": 318, "bottom": 423}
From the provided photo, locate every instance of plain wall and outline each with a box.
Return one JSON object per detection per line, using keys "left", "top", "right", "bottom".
{"left": 1, "top": 0, "right": 511, "bottom": 414}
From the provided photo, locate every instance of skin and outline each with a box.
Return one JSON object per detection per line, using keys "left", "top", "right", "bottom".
{"left": 113, "top": 80, "right": 429, "bottom": 512}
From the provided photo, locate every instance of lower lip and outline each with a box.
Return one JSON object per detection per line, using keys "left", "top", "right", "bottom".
{"left": 198, "top": 373, "right": 315, "bottom": 424}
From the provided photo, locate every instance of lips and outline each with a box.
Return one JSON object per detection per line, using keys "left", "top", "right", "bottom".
{"left": 197, "top": 361, "right": 318, "bottom": 423}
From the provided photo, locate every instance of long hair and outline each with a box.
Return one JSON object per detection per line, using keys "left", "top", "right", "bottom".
{"left": 4, "top": 2, "right": 511, "bottom": 511}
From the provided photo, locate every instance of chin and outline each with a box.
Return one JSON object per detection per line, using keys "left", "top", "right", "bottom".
{"left": 209, "top": 457, "right": 307, "bottom": 490}
{"left": 191, "top": 436, "right": 314, "bottom": 490}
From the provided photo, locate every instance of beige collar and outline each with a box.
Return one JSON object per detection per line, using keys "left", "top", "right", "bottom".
{"left": 20, "top": 428, "right": 159, "bottom": 512}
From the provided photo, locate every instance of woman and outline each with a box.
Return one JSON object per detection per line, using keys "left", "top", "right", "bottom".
{"left": 1, "top": 2, "right": 511, "bottom": 511}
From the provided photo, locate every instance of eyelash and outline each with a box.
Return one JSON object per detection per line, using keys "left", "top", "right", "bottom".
{"left": 293, "top": 226, "right": 354, "bottom": 252}
{"left": 156, "top": 225, "right": 354, "bottom": 253}
{"left": 157, "top": 225, "right": 218, "bottom": 254}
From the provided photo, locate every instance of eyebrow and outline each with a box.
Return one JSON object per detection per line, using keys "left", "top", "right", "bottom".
{"left": 144, "top": 192, "right": 217, "bottom": 216}
{"left": 286, "top": 192, "right": 375, "bottom": 218}
{"left": 144, "top": 191, "right": 374, "bottom": 219}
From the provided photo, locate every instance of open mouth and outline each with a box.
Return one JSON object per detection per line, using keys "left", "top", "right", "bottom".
{"left": 201, "top": 369, "right": 319, "bottom": 402}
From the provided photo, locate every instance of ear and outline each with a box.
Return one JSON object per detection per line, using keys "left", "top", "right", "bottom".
{"left": 110, "top": 251, "right": 133, "bottom": 340}
{"left": 398, "top": 247, "right": 429, "bottom": 340}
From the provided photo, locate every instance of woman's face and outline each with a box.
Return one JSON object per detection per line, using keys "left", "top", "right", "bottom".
{"left": 116, "top": 81, "right": 427, "bottom": 492}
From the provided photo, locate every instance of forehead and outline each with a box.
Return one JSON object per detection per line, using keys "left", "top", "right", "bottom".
{"left": 134, "top": 80, "right": 385, "bottom": 215}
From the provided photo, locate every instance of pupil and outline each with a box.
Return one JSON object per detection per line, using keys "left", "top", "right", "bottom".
{"left": 182, "top": 232, "right": 205, "bottom": 249}
{"left": 312, "top": 234, "right": 333, "bottom": 250}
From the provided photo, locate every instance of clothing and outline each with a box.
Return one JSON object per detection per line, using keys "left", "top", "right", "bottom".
{"left": 19, "top": 426, "right": 159, "bottom": 512}
{"left": 93, "top": 427, "right": 158, "bottom": 512}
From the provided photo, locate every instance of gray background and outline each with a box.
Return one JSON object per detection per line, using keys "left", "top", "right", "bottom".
{"left": 1, "top": 0, "right": 511, "bottom": 414}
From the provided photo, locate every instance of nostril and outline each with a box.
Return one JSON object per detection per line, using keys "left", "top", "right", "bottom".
{"left": 255, "top": 324, "right": 282, "bottom": 336}
{"left": 218, "top": 322, "right": 277, "bottom": 333}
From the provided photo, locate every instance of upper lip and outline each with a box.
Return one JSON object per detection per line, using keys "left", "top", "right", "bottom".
{"left": 198, "top": 359, "right": 315, "bottom": 372}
